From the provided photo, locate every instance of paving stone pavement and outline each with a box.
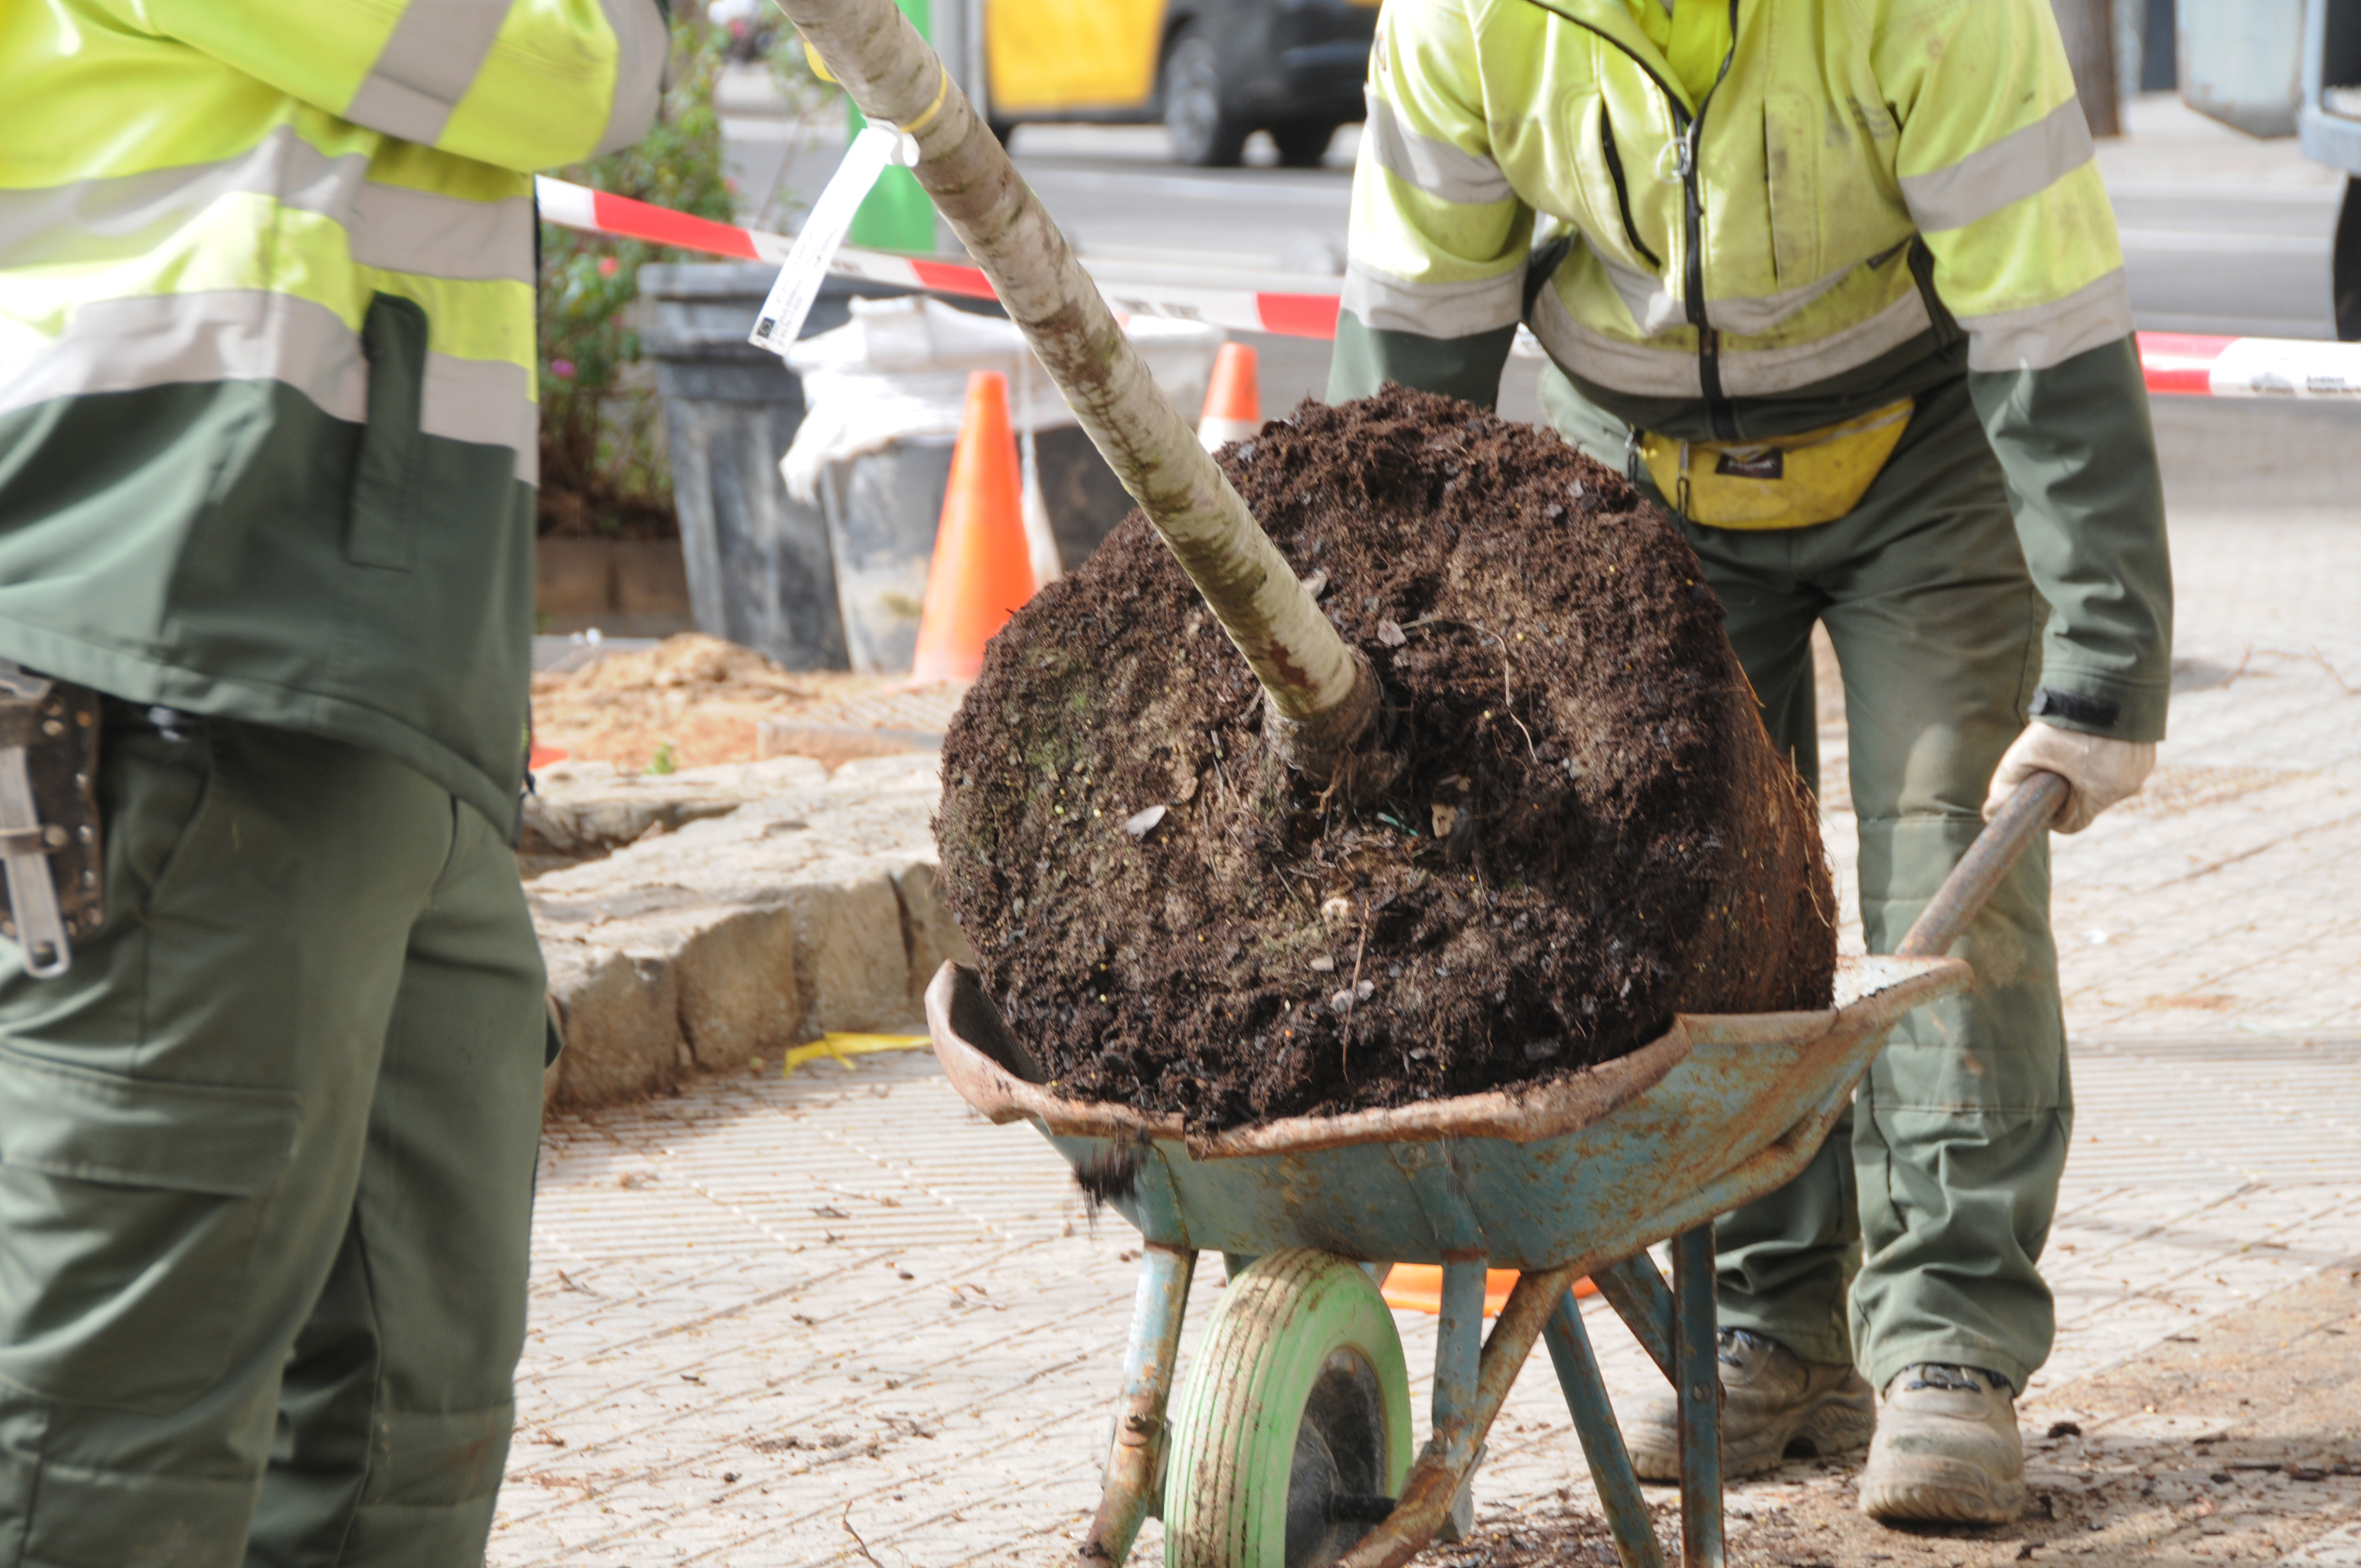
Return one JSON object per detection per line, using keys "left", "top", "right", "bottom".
{"left": 491, "top": 502, "right": 2361, "bottom": 1564}
{"left": 1813, "top": 502, "right": 2361, "bottom": 1051}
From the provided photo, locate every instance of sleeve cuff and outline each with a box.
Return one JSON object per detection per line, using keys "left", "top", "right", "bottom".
{"left": 2029, "top": 668, "right": 2169, "bottom": 742}
{"left": 1328, "top": 312, "right": 1515, "bottom": 409}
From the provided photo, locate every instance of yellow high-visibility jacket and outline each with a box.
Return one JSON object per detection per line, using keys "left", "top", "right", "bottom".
{"left": 0, "top": 0, "right": 666, "bottom": 827}
{"left": 1329, "top": 0, "right": 2172, "bottom": 741}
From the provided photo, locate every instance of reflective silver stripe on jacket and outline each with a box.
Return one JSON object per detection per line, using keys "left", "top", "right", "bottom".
{"left": 344, "top": 0, "right": 515, "bottom": 148}
{"left": 1592, "top": 251, "right": 1685, "bottom": 336}
{"left": 1900, "top": 99, "right": 2096, "bottom": 234}
{"left": 422, "top": 355, "right": 538, "bottom": 484}
{"left": 1, "top": 290, "right": 538, "bottom": 483}
{"left": 1702, "top": 253, "right": 1878, "bottom": 336}
{"left": 1590, "top": 245, "right": 1899, "bottom": 341}
{"left": 1, "top": 290, "right": 366, "bottom": 423}
{"left": 1361, "top": 89, "right": 1515, "bottom": 206}
{"left": 0, "top": 126, "right": 532, "bottom": 282}
{"left": 1340, "top": 258, "right": 1522, "bottom": 337}
{"left": 1531, "top": 281, "right": 1933, "bottom": 399}
{"left": 347, "top": 180, "right": 534, "bottom": 283}
{"left": 1957, "top": 269, "right": 2133, "bottom": 373}
{"left": 1529, "top": 284, "right": 1696, "bottom": 396}
{"left": 594, "top": 0, "right": 671, "bottom": 156}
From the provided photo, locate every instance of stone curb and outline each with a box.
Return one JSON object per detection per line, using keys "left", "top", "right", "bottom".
{"left": 527, "top": 753, "right": 971, "bottom": 1108}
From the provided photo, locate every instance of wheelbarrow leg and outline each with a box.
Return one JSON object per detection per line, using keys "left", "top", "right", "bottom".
{"left": 1592, "top": 1253, "right": 1677, "bottom": 1382}
{"left": 1080, "top": 1243, "right": 1196, "bottom": 1566}
{"left": 1543, "top": 1287, "right": 1667, "bottom": 1568}
{"left": 1433, "top": 1257, "right": 1487, "bottom": 1539}
{"left": 1336, "top": 1265, "right": 1577, "bottom": 1568}
{"left": 1672, "top": 1227, "right": 1724, "bottom": 1568}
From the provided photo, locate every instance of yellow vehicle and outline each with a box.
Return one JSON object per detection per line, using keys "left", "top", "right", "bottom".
{"left": 979, "top": 0, "right": 1379, "bottom": 167}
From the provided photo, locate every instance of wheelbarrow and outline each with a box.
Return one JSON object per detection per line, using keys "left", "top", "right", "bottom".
{"left": 765, "top": 1, "right": 2069, "bottom": 1556}
{"left": 924, "top": 774, "right": 2067, "bottom": 1568}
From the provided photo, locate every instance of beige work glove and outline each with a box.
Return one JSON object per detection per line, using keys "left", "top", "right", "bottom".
{"left": 1983, "top": 721, "right": 2156, "bottom": 835}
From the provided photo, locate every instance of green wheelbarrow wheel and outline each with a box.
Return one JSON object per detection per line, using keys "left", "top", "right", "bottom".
{"left": 1165, "top": 1250, "right": 1414, "bottom": 1568}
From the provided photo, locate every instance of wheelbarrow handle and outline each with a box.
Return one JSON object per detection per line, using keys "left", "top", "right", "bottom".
{"left": 1893, "top": 770, "right": 2069, "bottom": 960}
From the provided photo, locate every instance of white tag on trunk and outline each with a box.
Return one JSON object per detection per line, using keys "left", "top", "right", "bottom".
{"left": 748, "top": 124, "right": 909, "bottom": 357}
{"left": 1013, "top": 353, "right": 1063, "bottom": 587}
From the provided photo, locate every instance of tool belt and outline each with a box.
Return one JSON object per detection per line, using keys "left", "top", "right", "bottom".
{"left": 1632, "top": 396, "right": 1914, "bottom": 530}
{"left": 0, "top": 663, "right": 103, "bottom": 977}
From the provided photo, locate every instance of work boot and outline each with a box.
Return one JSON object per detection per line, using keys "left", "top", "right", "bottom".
{"left": 1859, "top": 1364, "right": 2028, "bottom": 1525}
{"left": 1624, "top": 1328, "right": 1877, "bottom": 1482}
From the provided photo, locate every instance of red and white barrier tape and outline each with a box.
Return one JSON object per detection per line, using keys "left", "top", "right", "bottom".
{"left": 540, "top": 175, "right": 1340, "bottom": 337}
{"left": 536, "top": 177, "right": 2356, "bottom": 397}
{"left": 2133, "top": 332, "right": 2361, "bottom": 399}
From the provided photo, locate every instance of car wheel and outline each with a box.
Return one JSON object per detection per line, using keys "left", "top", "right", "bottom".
{"left": 2337, "top": 177, "right": 2361, "bottom": 341}
{"left": 1268, "top": 120, "right": 1339, "bottom": 168}
{"left": 1163, "top": 29, "right": 1248, "bottom": 168}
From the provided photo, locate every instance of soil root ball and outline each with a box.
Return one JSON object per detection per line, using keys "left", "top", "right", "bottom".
{"left": 935, "top": 387, "right": 1835, "bottom": 1131}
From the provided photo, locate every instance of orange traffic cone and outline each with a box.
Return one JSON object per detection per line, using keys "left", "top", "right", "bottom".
{"left": 911, "top": 371, "right": 1037, "bottom": 683}
{"left": 1198, "top": 341, "right": 1260, "bottom": 450}
{"left": 1378, "top": 1264, "right": 1599, "bottom": 1317}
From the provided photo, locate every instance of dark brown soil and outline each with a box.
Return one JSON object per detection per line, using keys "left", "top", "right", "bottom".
{"left": 934, "top": 388, "right": 1834, "bottom": 1131}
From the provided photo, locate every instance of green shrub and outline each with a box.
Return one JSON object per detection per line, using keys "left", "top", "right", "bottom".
{"left": 536, "top": 19, "right": 737, "bottom": 539}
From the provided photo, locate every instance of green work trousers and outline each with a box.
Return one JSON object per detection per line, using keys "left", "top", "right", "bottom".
{"left": 1546, "top": 369, "right": 2073, "bottom": 1396}
{"left": 0, "top": 707, "right": 548, "bottom": 1566}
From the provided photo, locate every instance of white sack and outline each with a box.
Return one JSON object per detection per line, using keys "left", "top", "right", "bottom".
{"left": 779, "top": 295, "right": 1225, "bottom": 501}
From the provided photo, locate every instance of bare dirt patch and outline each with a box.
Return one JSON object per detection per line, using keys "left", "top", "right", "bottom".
{"left": 531, "top": 633, "right": 961, "bottom": 772}
{"left": 1441, "top": 1259, "right": 2361, "bottom": 1566}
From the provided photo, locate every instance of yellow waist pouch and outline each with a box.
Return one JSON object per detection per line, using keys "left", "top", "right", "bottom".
{"left": 1635, "top": 397, "right": 1914, "bottom": 529}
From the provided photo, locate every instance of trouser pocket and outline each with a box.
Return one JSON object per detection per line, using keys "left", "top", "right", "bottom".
{"left": 0, "top": 1042, "right": 297, "bottom": 1413}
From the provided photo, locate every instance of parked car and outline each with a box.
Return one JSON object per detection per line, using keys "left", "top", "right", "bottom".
{"left": 978, "top": 0, "right": 1378, "bottom": 167}
{"left": 2295, "top": 0, "right": 2361, "bottom": 335}
{"left": 2184, "top": 0, "right": 2361, "bottom": 336}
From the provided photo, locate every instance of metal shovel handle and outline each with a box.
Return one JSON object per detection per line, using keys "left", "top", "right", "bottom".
{"left": 1893, "top": 770, "right": 2069, "bottom": 960}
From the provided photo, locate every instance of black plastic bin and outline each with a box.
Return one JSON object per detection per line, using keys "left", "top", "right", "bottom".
{"left": 640, "top": 265, "right": 911, "bottom": 671}
{"left": 645, "top": 263, "right": 1162, "bottom": 674}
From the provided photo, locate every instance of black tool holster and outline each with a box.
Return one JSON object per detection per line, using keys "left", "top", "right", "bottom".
{"left": 0, "top": 663, "right": 104, "bottom": 977}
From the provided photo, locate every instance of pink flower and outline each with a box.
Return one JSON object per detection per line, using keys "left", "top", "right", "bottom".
{"left": 551, "top": 359, "right": 576, "bottom": 379}
{"left": 599, "top": 256, "right": 619, "bottom": 277}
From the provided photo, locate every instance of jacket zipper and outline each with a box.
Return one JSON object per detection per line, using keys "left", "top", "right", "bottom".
{"left": 1685, "top": 2, "right": 1742, "bottom": 439}
{"left": 1520, "top": 0, "right": 1743, "bottom": 438}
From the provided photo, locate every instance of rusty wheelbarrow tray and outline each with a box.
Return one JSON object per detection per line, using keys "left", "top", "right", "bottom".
{"left": 923, "top": 777, "right": 2066, "bottom": 1568}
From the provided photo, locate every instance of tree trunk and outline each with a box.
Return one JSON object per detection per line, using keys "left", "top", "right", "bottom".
{"left": 2053, "top": 0, "right": 2123, "bottom": 138}
{"left": 775, "top": 0, "right": 1376, "bottom": 780}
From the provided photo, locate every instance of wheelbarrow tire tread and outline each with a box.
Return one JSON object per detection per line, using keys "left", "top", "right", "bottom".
{"left": 1165, "top": 1249, "right": 1412, "bottom": 1568}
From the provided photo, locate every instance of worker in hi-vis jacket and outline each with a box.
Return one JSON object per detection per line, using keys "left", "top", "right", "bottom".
{"left": 1329, "top": 0, "right": 2170, "bottom": 1525}
{"left": 0, "top": 2, "right": 666, "bottom": 1559}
